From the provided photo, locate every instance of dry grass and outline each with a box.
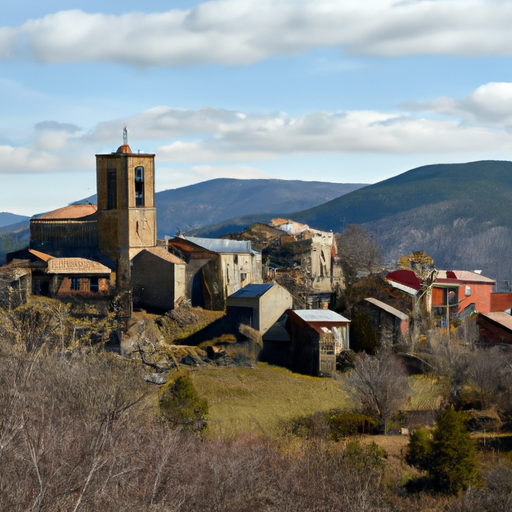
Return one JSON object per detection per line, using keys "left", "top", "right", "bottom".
{"left": 189, "top": 368, "right": 449, "bottom": 438}
{"left": 407, "top": 374, "right": 447, "bottom": 411}
{"left": 191, "top": 362, "right": 350, "bottom": 436}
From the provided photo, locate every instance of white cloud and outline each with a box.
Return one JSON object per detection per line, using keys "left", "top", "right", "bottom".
{"left": 403, "top": 82, "right": 512, "bottom": 127}
{"left": 0, "top": 145, "right": 60, "bottom": 172}
{"left": 5, "top": 85, "right": 512, "bottom": 176}
{"left": 1, "top": 1, "right": 512, "bottom": 67}
{"left": 145, "top": 108, "right": 512, "bottom": 160}
{"left": 0, "top": 121, "right": 90, "bottom": 174}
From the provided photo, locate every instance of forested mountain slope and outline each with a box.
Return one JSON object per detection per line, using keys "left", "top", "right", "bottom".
{"left": 292, "top": 161, "right": 512, "bottom": 282}
{"left": 154, "top": 178, "right": 364, "bottom": 237}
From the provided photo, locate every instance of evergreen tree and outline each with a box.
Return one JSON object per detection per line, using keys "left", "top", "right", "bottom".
{"left": 406, "top": 406, "right": 479, "bottom": 494}
{"left": 159, "top": 374, "right": 209, "bottom": 433}
{"left": 405, "top": 427, "right": 431, "bottom": 471}
{"left": 429, "top": 406, "right": 479, "bottom": 493}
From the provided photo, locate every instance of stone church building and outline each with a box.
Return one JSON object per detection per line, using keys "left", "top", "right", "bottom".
{"left": 3, "top": 129, "right": 186, "bottom": 315}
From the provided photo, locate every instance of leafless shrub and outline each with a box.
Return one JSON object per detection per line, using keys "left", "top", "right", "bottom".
{"left": 0, "top": 334, "right": 395, "bottom": 511}
{"left": 3, "top": 330, "right": 512, "bottom": 511}
{"left": 343, "top": 350, "right": 410, "bottom": 433}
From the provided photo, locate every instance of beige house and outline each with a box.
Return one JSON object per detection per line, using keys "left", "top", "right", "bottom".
{"left": 185, "top": 236, "right": 262, "bottom": 310}
{"left": 131, "top": 247, "right": 186, "bottom": 311}
{"left": 227, "top": 283, "right": 293, "bottom": 334}
{"left": 8, "top": 248, "right": 113, "bottom": 299}
{"left": 270, "top": 218, "right": 339, "bottom": 301}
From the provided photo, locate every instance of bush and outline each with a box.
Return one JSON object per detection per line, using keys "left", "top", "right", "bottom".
{"left": 279, "top": 409, "right": 378, "bottom": 440}
{"left": 343, "top": 438, "right": 387, "bottom": 473}
{"left": 336, "top": 350, "right": 355, "bottom": 373}
{"left": 429, "top": 406, "right": 480, "bottom": 493}
{"left": 159, "top": 374, "right": 209, "bottom": 433}
{"left": 323, "top": 409, "right": 378, "bottom": 440}
{"left": 405, "top": 428, "right": 431, "bottom": 470}
{"left": 405, "top": 405, "right": 480, "bottom": 494}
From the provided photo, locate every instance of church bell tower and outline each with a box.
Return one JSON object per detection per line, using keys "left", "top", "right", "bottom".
{"left": 96, "top": 127, "right": 157, "bottom": 312}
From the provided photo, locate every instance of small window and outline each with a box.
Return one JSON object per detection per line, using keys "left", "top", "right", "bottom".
{"left": 71, "top": 278, "right": 80, "bottom": 291}
{"left": 135, "top": 166, "right": 144, "bottom": 207}
{"left": 107, "top": 169, "right": 117, "bottom": 209}
{"left": 465, "top": 286, "right": 471, "bottom": 297}
{"left": 90, "top": 277, "right": 99, "bottom": 293}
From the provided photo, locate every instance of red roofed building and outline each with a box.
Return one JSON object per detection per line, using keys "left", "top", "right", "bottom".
{"left": 386, "top": 268, "right": 512, "bottom": 326}
{"left": 432, "top": 270, "right": 496, "bottom": 323}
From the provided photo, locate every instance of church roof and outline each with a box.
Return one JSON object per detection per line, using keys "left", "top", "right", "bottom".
{"left": 142, "top": 246, "right": 186, "bottom": 265}
{"left": 116, "top": 144, "right": 132, "bottom": 154}
{"left": 34, "top": 204, "right": 97, "bottom": 220}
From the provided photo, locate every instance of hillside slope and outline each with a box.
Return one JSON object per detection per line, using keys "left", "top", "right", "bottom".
{"left": 0, "top": 212, "right": 29, "bottom": 229}
{"left": 155, "top": 178, "right": 364, "bottom": 237}
{"left": 72, "top": 178, "right": 365, "bottom": 238}
{"left": 292, "top": 161, "right": 512, "bottom": 281}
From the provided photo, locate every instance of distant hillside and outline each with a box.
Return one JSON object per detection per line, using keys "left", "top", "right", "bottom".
{"left": 290, "top": 161, "right": 512, "bottom": 282}
{"left": 0, "top": 212, "right": 29, "bottom": 229}
{"left": 155, "top": 178, "right": 364, "bottom": 237}
{"left": 0, "top": 219, "right": 30, "bottom": 265}
{"left": 72, "top": 179, "right": 365, "bottom": 238}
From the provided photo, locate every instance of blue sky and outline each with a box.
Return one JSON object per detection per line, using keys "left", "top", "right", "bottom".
{"left": 2, "top": 0, "right": 512, "bottom": 215}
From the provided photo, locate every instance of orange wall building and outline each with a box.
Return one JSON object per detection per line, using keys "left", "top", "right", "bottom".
{"left": 432, "top": 270, "right": 496, "bottom": 322}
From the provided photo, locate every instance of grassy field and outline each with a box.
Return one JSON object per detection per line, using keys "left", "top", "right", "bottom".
{"left": 191, "top": 362, "right": 350, "bottom": 436}
{"left": 189, "top": 365, "right": 449, "bottom": 437}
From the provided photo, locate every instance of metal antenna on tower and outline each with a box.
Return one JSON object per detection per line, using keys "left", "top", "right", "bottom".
{"left": 123, "top": 124, "right": 128, "bottom": 146}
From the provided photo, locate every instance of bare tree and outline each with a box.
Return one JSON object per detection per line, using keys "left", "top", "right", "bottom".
{"left": 343, "top": 350, "right": 410, "bottom": 433}
{"left": 336, "top": 225, "right": 381, "bottom": 286}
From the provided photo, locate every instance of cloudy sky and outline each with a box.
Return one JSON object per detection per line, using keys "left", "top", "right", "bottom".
{"left": 3, "top": 0, "right": 512, "bottom": 215}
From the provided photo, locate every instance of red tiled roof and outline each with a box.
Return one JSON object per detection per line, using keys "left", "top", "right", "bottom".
{"left": 167, "top": 237, "right": 217, "bottom": 260}
{"left": 386, "top": 270, "right": 421, "bottom": 291}
{"left": 436, "top": 270, "right": 495, "bottom": 284}
{"left": 46, "top": 258, "right": 112, "bottom": 275}
{"left": 34, "top": 204, "right": 97, "bottom": 220}
{"left": 27, "top": 249, "right": 111, "bottom": 274}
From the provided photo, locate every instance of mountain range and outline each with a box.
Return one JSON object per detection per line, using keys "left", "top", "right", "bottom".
{"left": 154, "top": 178, "right": 364, "bottom": 238}
{"left": 0, "top": 212, "right": 29, "bottom": 229}
{"left": 0, "top": 179, "right": 363, "bottom": 264}
{"left": 2, "top": 161, "right": 512, "bottom": 282}
{"left": 292, "top": 160, "right": 512, "bottom": 282}
{"left": 70, "top": 179, "right": 364, "bottom": 238}
{"left": 193, "top": 161, "right": 512, "bottom": 283}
